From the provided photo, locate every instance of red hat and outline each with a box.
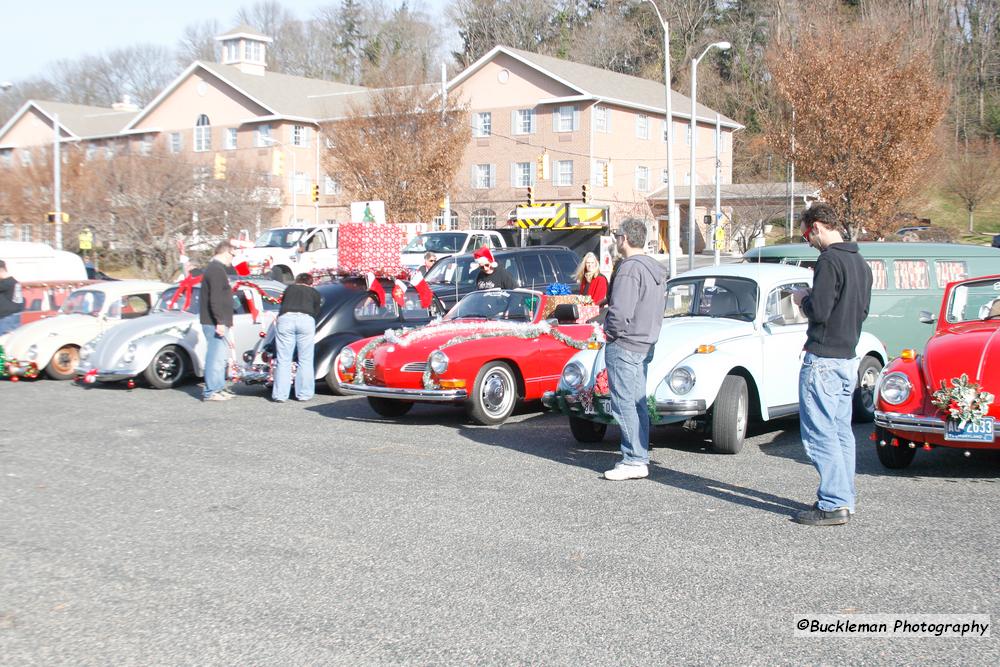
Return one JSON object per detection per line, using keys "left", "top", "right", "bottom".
{"left": 471, "top": 246, "right": 498, "bottom": 269}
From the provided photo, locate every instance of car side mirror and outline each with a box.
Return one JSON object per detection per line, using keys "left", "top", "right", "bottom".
{"left": 919, "top": 310, "right": 936, "bottom": 324}
{"left": 765, "top": 313, "right": 785, "bottom": 326}
{"left": 552, "top": 303, "right": 579, "bottom": 324}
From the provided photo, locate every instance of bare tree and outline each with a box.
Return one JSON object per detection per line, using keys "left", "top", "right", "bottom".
{"left": 727, "top": 183, "right": 790, "bottom": 253}
{"left": 946, "top": 142, "right": 1000, "bottom": 232}
{"left": 321, "top": 85, "right": 470, "bottom": 223}
{"left": 177, "top": 20, "right": 222, "bottom": 65}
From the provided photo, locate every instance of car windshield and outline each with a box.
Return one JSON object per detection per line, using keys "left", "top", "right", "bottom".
{"left": 404, "top": 233, "right": 465, "bottom": 253}
{"left": 663, "top": 276, "right": 758, "bottom": 321}
{"left": 423, "top": 257, "right": 474, "bottom": 286}
{"left": 254, "top": 229, "right": 303, "bottom": 248}
{"left": 946, "top": 278, "right": 1000, "bottom": 323}
{"left": 154, "top": 285, "right": 201, "bottom": 313}
{"left": 59, "top": 290, "right": 106, "bottom": 316}
{"left": 445, "top": 290, "right": 539, "bottom": 322}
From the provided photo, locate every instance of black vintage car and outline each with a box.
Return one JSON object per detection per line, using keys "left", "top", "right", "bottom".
{"left": 242, "top": 276, "right": 446, "bottom": 394}
{"left": 425, "top": 245, "right": 581, "bottom": 310}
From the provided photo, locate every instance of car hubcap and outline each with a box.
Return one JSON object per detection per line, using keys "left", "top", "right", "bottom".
{"left": 737, "top": 392, "right": 747, "bottom": 438}
{"left": 860, "top": 367, "right": 878, "bottom": 410}
{"left": 54, "top": 348, "right": 78, "bottom": 373}
{"left": 481, "top": 371, "right": 512, "bottom": 416}
{"left": 156, "top": 352, "right": 181, "bottom": 381}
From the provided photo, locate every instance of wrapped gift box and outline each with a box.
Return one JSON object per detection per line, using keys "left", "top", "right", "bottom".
{"left": 338, "top": 222, "right": 406, "bottom": 276}
{"left": 542, "top": 295, "right": 600, "bottom": 323}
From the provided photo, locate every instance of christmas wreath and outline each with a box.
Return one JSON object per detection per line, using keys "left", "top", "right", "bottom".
{"left": 931, "top": 373, "right": 995, "bottom": 428}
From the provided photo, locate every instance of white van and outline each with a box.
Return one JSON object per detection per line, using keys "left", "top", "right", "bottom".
{"left": 0, "top": 242, "right": 88, "bottom": 281}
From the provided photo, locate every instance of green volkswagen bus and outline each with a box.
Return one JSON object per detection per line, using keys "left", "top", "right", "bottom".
{"left": 744, "top": 242, "right": 1000, "bottom": 356}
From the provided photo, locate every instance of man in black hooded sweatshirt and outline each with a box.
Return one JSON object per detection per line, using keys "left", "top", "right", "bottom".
{"left": 792, "top": 203, "right": 872, "bottom": 526}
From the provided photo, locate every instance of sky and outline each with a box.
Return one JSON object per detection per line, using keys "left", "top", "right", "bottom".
{"left": 1, "top": 0, "right": 450, "bottom": 84}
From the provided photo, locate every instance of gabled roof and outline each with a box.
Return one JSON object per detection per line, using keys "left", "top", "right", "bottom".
{"left": 124, "top": 61, "right": 371, "bottom": 131}
{"left": 449, "top": 45, "right": 743, "bottom": 130}
{"left": 0, "top": 100, "right": 138, "bottom": 143}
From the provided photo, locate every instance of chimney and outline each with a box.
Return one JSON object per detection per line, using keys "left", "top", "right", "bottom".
{"left": 112, "top": 95, "right": 139, "bottom": 112}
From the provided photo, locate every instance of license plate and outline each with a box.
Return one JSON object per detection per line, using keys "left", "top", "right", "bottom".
{"left": 944, "top": 417, "right": 995, "bottom": 442}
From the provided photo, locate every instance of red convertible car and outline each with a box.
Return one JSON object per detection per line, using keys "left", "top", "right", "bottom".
{"left": 335, "top": 289, "right": 603, "bottom": 425}
{"left": 874, "top": 274, "right": 999, "bottom": 468}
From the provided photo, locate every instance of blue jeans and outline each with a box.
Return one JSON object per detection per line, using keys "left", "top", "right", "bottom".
{"left": 799, "top": 352, "right": 860, "bottom": 512}
{"left": 0, "top": 312, "right": 22, "bottom": 335}
{"left": 202, "top": 325, "right": 229, "bottom": 398}
{"left": 272, "top": 312, "right": 315, "bottom": 401}
{"left": 606, "top": 342, "right": 655, "bottom": 466}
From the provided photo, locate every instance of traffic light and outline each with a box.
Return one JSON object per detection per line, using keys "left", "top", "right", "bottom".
{"left": 582, "top": 183, "right": 590, "bottom": 203}
{"left": 311, "top": 183, "right": 320, "bottom": 202}
{"left": 536, "top": 151, "right": 549, "bottom": 180}
{"left": 526, "top": 185, "right": 534, "bottom": 205}
{"left": 271, "top": 149, "right": 284, "bottom": 176}
{"left": 601, "top": 162, "right": 610, "bottom": 185}
{"left": 46, "top": 212, "right": 69, "bottom": 224}
{"left": 213, "top": 153, "right": 227, "bottom": 180}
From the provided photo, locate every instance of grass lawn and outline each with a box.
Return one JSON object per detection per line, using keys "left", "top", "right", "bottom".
{"left": 912, "top": 186, "right": 1000, "bottom": 244}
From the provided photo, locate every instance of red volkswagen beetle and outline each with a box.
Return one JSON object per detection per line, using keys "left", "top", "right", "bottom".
{"left": 335, "top": 289, "right": 603, "bottom": 425}
{"left": 874, "top": 274, "right": 1000, "bottom": 468}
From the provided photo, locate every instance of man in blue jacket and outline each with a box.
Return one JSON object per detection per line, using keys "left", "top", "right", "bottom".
{"left": 792, "top": 203, "right": 872, "bottom": 525}
{"left": 603, "top": 218, "right": 667, "bottom": 481}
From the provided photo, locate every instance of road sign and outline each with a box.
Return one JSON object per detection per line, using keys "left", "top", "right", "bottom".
{"left": 350, "top": 200, "right": 386, "bottom": 224}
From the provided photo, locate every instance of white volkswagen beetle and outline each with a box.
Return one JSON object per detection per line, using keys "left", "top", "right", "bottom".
{"left": 1, "top": 280, "right": 168, "bottom": 380}
{"left": 543, "top": 264, "right": 888, "bottom": 454}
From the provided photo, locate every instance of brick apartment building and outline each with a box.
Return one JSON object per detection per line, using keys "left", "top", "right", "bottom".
{"left": 0, "top": 25, "right": 740, "bottom": 251}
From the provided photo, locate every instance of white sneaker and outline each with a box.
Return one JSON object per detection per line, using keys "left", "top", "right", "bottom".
{"left": 604, "top": 463, "right": 649, "bottom": 481}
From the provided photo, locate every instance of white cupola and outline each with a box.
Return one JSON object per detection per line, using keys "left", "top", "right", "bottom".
{"left": 215, "top": 24, "right": 273, "bottom": 76}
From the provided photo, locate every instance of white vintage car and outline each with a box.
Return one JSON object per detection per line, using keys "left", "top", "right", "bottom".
{"left": 74, "top": 279, "right": 285, "bottom": 388}
{"left": 1, "top": 280, "right": 167, "bottom": 380}
{"left": 542, "top": 263, "right": 888, "bottom": 454}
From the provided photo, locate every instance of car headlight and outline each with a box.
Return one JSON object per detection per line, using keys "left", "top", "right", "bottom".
{"left": 26, "top": 344, "right": 38, "bottom": 361}
{"left": 879, "top": 372, "right": 912, "bottom": 405}
{"left": 79, "top": 343, "right": 94, "bottom": 361}
{"left": 429, "top": 350, "right": 449, "bottom": 374}
{"left": 668, "top": 366, "right": 696, "bottom": 395}
{"left": 339, "top": 348, "right": 356, "bottom": 370}
{"left": 561, "top": 361, "right": 587, "bottom": 390}
{"left": 121, "top": 342, "right": 137, "bottom": 364}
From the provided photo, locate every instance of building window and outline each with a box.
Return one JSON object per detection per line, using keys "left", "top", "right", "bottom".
{"left": 474, "top": 112, "right": 492, "bottom": 137}
{"left": 169, "top": 132, "right": 181, "bottom": 153}
{"left": 935, "top": 260, "right": 967, "bottom": 287}
{"left": 555, "top": 160, "right": 573, "bottom": 186}
{"left": 140, "top": 136, "right": 153, "bottom": 155}
{"left": 256, "top": 124, "right": 271, "bottom": 147}
{"left": 324, "top": 175, "right": 341, "bottom": 195}
{"left": 292, "top": 125, "right": 309, "bottom": 147}
{"left": 20, "top": 150, "right": 32, "bottom": 167}
{"left": 432, "top": 210, "right": 459, "bottom": 230}
{"left": 635, "top": 166, "right": 650, "bottom": 192}
{"left": 1, "top": 222, "right": 13, "bottom": 240}
{"left": 512, "top": 161, "right": 534, "bottom": 188}
{"left": 595, "top": 106, "right": 610, "bottom": 133}
{"left": 555, "top": 105, "right": 577, "bottom": 132}
{"left": 225, "top": 128, "right": 237, "bottom": 150}
{"left": 20, "top": 224, "right": 31, "bottom": 242}
{"left": 470, "top": 209, "right": 497, "bottom": 230}
{"left": 194, "top": 114, "right": 211, "bottom": 152}
{"left": 472, "top": 164, "right": 495, "bottom": 189}
{"left": 0, "top": 150, "right": 12, "bottom": 168}
{"left": 224, "top": 40, "right": 239, "bottom": 61}
{"left": 104, "top": 144, "right": 115, "bottom": 160}
{"left": 248, "top": 41, "right": 262, "bottom": 62}
{"left": 513, "top": 109, "right": 535, "bottom": 135}
{"left": 593, "top": 160, "right": 609, "bottom": 187}
{"left": 85, "top": 144, "right": 97, "bottom": 161}
{"left": 636, "top": 114, "right": 649, "bottom": 140}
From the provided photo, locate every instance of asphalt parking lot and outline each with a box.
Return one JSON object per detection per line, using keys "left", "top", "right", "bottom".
{"left": 2, "top": 380, "right": 998, "bottom": 665}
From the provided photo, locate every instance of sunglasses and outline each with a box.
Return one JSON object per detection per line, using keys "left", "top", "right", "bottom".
{"left": 802, "top": 225, "right": 813, "bottom": 244}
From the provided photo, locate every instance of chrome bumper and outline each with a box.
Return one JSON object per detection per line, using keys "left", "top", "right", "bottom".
{"left": 74, "top": 366, "right": 139, "bottom": 382}
{"left": 240, "top": 366, "right": 272, "bottom": 385}
{"left": 541, "top": 391, "right": 706, "bottom": 417}
{"left": 339, "top": 383, "right": 468, "bottom": 402}
{"left": 874, "top": 411, "right": 946, "bottom": 434}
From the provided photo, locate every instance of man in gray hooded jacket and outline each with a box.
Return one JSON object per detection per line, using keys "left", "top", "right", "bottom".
{"left": 603, "top": 217, "right": 667, "bottom": 481}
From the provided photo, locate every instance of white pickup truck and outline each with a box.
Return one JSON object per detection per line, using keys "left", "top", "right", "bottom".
{"left": 236, "top": 225, "right": 339, "bottom": 283}
{"left": 400, "top": 230, "right": 513, "bottom": 272}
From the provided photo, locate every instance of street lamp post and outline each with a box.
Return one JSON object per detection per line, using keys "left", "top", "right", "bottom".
{"left": 263, "top": 136, "right": 297, "bottom": 224}
{"left": 688, "top": 41, "right": 730, "bottom": 271}
{"left": 640, "top": 0, "right": 678, "bottom": 278}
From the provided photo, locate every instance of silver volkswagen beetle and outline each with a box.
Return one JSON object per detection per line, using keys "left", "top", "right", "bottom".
{"left": 74, "top": 279, "right": 285, "bottom": 388}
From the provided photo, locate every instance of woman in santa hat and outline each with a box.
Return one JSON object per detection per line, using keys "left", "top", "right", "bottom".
{"left": 472, "top": 246, "right": 516, "bottom": 290}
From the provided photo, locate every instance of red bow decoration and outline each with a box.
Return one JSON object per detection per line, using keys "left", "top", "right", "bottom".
{"left": 234, "top": 261, "right": 251, "bottom": 277}
{"left": 168, "top": 273, "right": 203, "bottom": 311}
{"left": 366, "top": 272, "right": 386, "bottom": 308}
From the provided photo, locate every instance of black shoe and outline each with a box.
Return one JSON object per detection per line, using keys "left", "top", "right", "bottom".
{"left": 794, "top": 507, "right": 850, "bottom": 526}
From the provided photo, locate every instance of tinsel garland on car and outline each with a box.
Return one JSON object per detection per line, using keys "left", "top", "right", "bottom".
{"left": 931, "top": 373, "right": 995, "bottom": 428}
